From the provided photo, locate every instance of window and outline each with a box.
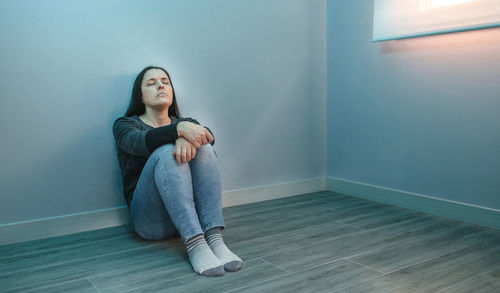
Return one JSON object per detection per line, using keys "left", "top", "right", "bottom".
{"left": 373, "top": 0, "right": 500, "bottom": 42}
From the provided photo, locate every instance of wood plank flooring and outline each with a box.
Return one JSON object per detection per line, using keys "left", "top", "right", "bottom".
{"left": 1, "top": 191, "right": 499, "bottom": 292}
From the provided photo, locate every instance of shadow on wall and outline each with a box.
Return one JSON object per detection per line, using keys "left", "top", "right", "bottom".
{"left": 2, "top": 73, "right": 134, "bottom": 224}
{"left": 31, "top": 127, "right": 121, "bottom": 216}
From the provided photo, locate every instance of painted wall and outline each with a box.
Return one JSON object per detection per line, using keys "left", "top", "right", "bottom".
{"left": 0, "top": 0, "right": 326, "bottom": 225}
{"left": 327, "top": 1, "right": 500, "bottom": 209}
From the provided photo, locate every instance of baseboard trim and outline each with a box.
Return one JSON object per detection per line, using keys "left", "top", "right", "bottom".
{"left": 222, "top": 177, "right": 326, "bottom": 207}
{"left": 0, "top": 207, "right": 131, "bottom": 246}
{"left": 0, "top": 177, "right": 326, "bottom": 245}
{"left": 327, "top": 176, "right": 500, "bottom": 231}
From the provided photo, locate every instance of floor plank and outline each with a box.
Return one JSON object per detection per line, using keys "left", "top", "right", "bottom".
{"left": 119, "top": 258, "right": 286, "bottom": 293}
{"left": 335, "top": 234, "right": 500, "bottom": 293}
{"left": 437, "top": 273, "right": 500, "bottom": 293}
{"left": 349, "top": 222, "right": 487, "bottom": 273}
{"left": 21, "top": 278, "right": 99, "bottom": 293}
{"left": 226, "top": 259, "right": 381, "bottom": 293}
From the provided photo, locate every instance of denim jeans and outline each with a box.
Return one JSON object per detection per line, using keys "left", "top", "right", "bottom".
{"left": 129, "top": 143, "right": 225, "bottom": 244}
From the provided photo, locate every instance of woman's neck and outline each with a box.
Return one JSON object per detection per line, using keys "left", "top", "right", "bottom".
{"left": 140, "top": 109, "right": 171, "bottom": 127}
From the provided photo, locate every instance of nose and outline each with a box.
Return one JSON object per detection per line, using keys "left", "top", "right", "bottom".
{"left": 158, "top": 82, "right": 165, "bottom": 90}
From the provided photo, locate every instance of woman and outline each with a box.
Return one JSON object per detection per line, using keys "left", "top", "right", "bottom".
{"left": 112, "top": 66, "right": 243, "bottom": 277}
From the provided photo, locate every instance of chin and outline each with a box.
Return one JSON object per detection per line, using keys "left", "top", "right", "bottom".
{"left": 152, "top": 102, "right": 171, "bottom": 110}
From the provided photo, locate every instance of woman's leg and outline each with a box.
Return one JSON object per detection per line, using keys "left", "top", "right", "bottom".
{"left": 129, "top": 144, "right": 180, "bottom": 241}
{"left": 131, "top": 143, "right": 206, "bottom": 243}
{"left": 130, "top": 143, "right": 225, "bottom": 276}
{"left": 188, "top": 144, "right": 225, "bottom": 233}
{"left": 189, "top": 144, "right": 243, "bottom": 272}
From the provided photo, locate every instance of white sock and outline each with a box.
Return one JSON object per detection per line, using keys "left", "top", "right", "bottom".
{"left": 205, "top": 227, "right": 243, "bottom": 272}
{"left": 185, "top": 234, "right": 225, "bottom": 277}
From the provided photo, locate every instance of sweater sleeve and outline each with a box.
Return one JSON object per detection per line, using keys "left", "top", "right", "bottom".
{"left": 112, "top": 117, "right": 149, "bottom": 156}
{"left": 144, "top": 123, "right": 180, "bottom": 153}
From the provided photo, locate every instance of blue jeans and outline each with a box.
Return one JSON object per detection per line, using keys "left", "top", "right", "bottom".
{"left": 129, "top": 143, "right": 225, "bottom": 244}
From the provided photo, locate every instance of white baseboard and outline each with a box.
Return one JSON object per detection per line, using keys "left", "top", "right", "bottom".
{"left": 326, "top": 176, "right": 500, "bottom": 231}
{"left": 222, "top": 177, "right": 326, "bottom": 207}
{"left": 0, "top": 207, "right": 130, "bottom": 246}
{"left": 0, "top": 177, "right": 326, "bottom": 246}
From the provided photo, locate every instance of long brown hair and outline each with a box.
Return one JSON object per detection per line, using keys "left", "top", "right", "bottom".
{"left": 125, "top": 66, "right": 180, "bottom": 118}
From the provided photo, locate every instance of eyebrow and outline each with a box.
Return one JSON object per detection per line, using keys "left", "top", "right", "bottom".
{"left": 145, "top": 77, "right": 169, "bottom": 82}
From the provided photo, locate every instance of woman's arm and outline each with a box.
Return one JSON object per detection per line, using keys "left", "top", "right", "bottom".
{"left": 113, "top": 118, "right": 152, "bottom": 156}
{"left": 113, "top": 117, "right": 214, "bottom": 156}
{"left": 113, "top": 117, "right": 180, "bottom": 156}
{"left": 146, "top": 117, "right": 216, "bottom": 150}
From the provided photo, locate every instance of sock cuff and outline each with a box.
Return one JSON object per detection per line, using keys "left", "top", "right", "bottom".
{"left": 185, "top": 234, "right": 206, "bottom": 254}
{"left": 205, "top": 232, "right": 224, "bottom": 248}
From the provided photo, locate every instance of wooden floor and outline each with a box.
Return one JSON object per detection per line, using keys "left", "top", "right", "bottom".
{"left": 1, "top": 191, "right": 500, "bottom": 293}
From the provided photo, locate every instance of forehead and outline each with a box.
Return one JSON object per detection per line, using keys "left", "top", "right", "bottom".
{"left": 143, "top": 69, "right": 169, "bottom": 81}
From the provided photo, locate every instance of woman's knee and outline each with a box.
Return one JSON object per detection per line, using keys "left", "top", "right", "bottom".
{"left": 150, "top": 144, "right": 179, "bottom": 166}
{"left": 152, "top": 143, "right": 216, "bottom": 166}
{"left": 194, "top": 144, "right": 217, "bottom": 161}
{"left": 151, "top": 144, "right": 175, "bottom": 158}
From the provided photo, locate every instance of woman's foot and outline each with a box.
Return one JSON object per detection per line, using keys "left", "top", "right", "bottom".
{"left": 185, "top": 234, "right": 225, "bottom": 277}
{"left": 205, "top": 227, "right": 244, "bottom": 272}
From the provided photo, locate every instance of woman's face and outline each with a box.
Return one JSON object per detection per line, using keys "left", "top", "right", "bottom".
{"left": 141, "top": 69, "right": 174, "bottom": 111}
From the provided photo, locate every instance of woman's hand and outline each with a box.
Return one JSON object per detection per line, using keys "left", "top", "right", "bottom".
{"left": 172, "top": 137, "right": 197, "bottom": 165}
{"left": 177, "top": 121, "right": 214, "bottom": 148}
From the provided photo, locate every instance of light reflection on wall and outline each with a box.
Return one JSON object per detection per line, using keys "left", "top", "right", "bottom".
{"left": 378, "top": 26, "right": 500, "bottom": 88}
{"left": 426, "top": 0, "right": 475, "bottom": 9}
{"left": 374, "top": 0, "right": 500, "bottom": 42}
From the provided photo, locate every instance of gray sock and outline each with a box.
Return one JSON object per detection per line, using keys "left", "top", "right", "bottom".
{"left": 185, "top": 234, "right": 225, "bottom": 277}
{"left": 205, "top": 227, "right": 243, "bottom": 272}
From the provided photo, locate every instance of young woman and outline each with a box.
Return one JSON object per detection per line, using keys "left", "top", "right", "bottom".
{"left": 112, "top": 66, "right": 243, "bottom": 277}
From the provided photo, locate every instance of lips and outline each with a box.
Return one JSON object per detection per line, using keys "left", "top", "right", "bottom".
{"left": 157, "top": 92, "right": 168, "bottom": 97}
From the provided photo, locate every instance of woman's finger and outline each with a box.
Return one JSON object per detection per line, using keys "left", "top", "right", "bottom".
{"left": 206, "top": 130, "right": 214, "bottom": 143}
{"left": 201, "top": 135, "right": 208, "bottom": 146}
{"left": 191, "top": 145, "right": 197, "bottom": 160}
{"left": 181, "top": 145, "right": 187, "bottom": 163}
{"left": 186, "top": 146, "right": 191, "bottom": 162}
{"left": 172, "top": 145, "right": 178, "bottom": 163}
{"left": 175, "top": 149, "right": 181, "bottom": 165}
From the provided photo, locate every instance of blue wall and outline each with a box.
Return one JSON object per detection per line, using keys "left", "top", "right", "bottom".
{"left": 0, "top": 0, "right": 326, "bottom": 225}
{"left": 5, "top": 0, "right": 496, "bottom": 229}
{"left": 327, "top": 1, "right": 500, "bottom": 210}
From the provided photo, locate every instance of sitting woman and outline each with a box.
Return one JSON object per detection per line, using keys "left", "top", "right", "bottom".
{"left": 112, "top": 66, "right": 243, "bottom": 277}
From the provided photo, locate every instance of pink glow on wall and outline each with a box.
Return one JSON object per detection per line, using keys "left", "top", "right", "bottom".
{"left": 374, "top": 0, "right": 500, "bottom": 41}
{"left": 427, "top": 0, "right": 475, "bottom": 9}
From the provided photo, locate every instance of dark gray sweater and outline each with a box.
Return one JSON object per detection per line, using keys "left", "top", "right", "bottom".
{"left": 112, "top": 115, "right": 215, "bottom": 207}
